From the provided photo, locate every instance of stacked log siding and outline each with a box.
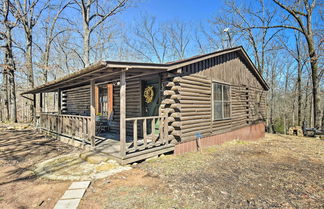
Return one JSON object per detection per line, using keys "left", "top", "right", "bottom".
{"left": 176, "top": 51, "right": 267, "bottom": 142}
{"left": 63, "top": 86, "right": 90, "bottom": 115}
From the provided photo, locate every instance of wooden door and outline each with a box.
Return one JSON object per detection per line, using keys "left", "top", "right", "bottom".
{"left": 142, "top": 79, "right": 160, "bottom": 135}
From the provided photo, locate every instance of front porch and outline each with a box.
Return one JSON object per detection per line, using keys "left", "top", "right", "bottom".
{"left": 38, "top": 113, "right": 174, "bottom": 164}
{"left": 26, "top": 62, "right": 176, "bottom": 164}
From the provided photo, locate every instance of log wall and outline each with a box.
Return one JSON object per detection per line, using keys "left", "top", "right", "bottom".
{"left": 63, "top": 86, "right": 90, "bottom": 115}
{"left": 110, "top": 80, "right": 142, "bottom": 134}
{"left": 172, "top": 51, "right": 267, "bottom": 142}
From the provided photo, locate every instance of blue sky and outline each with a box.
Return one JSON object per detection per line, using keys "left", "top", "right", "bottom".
{"left": 121, "top": 0, "right": 224, "bottom": 26}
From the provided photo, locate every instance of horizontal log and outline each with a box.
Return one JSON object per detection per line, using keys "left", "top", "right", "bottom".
{"left": 171, "top": 86, "right": 181, "bottom": 91}
{"left": 171, "top": 104, "right": 210, "bottom": 109}
{"left": 171, "top": 130, "right": 181, "bottom": 136}
{"left": 180, "top": 100, "right": 211, "bottom": 104}
{"left": 181, "top": 111, "right": 210, "bottom": 117}
{"left": 170, "top": 112, "right": 181, "bottom": 118}
{"left": 182, "top": 121, "right": 210, "bottom": 130}
{"left": 182, "top": 75, "right": 211, "bottom": 84}
{"left": 181, "top": 91, "right": 210, "bottom": 97}
{"left": 162, "top": 99, "right": 176, "bottom": 104}
{"left": 164, "top": 90, "right": 176, "bottom": 96}
{"left": 182, "top": 129, "right": 211, "bottom": 138}
{"left": 179, "top": 96, "right": 211, "bottom": 101}
{"left": 181, "top": 107, "right": 211, "bottom": 112}
{"left": 181, "top": 115, "right": 210, "bottom": 121}
{"left": 180, "top": 83, "right": 210, "bottom": 91}
{"left": 180, "top": 88, "right": 211, "bottom": 95}
{"left": 171, "top": 121, "right": 181, "bottom": 127}
{"left": 182, "top": 125, "right": 211, "bottom": 134}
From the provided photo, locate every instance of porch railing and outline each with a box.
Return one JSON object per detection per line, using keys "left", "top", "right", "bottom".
{"left": 125, "top": 115, "right": 170, "bottom": 153}
{"left": 39, "top": 113, "right": 92, "bottom": 144}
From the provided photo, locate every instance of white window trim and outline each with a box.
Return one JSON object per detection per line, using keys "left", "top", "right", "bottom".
{"left": 212, "top": 82, "right": 231, "bottom": 121}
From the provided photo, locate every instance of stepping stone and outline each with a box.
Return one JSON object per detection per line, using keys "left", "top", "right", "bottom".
{"left": 53, "top": 199, "right": 81, "bottom": 209}
{"left": 69, "top": 181, "right": 91, "bottom": 190}
{"left": 61, "top": 189, "right": 86, "bottom": 199}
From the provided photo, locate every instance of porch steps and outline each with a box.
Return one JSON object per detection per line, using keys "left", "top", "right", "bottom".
{"left": 121, "top": 144, "right": 175, "bottom": 164}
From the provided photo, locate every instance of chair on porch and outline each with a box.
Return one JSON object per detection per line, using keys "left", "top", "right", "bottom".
{"left": 95, "top": 112, "right": 113, "bottom": 135}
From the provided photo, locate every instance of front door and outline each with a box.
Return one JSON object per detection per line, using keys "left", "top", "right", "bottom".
{"left": 142, "top": 79, "right": 160, "bottom": 135}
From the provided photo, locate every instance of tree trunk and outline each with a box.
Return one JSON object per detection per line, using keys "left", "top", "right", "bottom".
{"left": 296, "top": 52, "right": 302, "bottom": 126}
{"left": 2, "top": 71, "right": 9, "bottom": 121}
{"left": 3, "top": 3, "right": 17, "bottom": 122}
{"left": 83, "top": 24, "right": 90, "bottom": 67}
{"left": 8, "top": 70, "right": 17, "bottom": 122}
{"left": 25, "top": 31, "right": 35, "bottom": 122}
{"left": 307, "top": 41, "right": 320, "bottom": 128}
{"left": 305, "top": 14, "right": 321, "bottom": 128}
{"left": 268, "top": 64, "right": 275, "bottom": 133}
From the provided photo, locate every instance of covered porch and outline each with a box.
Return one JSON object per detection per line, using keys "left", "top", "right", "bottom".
{"left": 24, "top": 61, "right": 175, "bottom": 164}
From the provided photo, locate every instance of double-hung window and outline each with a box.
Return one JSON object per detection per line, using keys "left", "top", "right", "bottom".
{"left": 213, "top": 83, "right": 231, "bottom": 120}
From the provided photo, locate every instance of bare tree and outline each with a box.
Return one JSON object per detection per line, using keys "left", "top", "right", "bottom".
{"left": 212, "top": 0, "right": 282, "bottom": 75}
{"left": 0, "top": 0, "right": 18, "bottom": 122}
{"left": 36, "top": 0, "right": 72, "bottom": 83}
{"left": 74, "top": 0, "right": 129, "bottom": 67}
{"left": 11, "top": 0, "right": 49, "bottom": 121}
{"left": 167, "top": 21, "right": 190, "bottom": 60}
{"left": 249, "top": 0, "right": 322, "bottom": 128}
{"left": 126, "top": 16, "right": 169, "bottom": 63}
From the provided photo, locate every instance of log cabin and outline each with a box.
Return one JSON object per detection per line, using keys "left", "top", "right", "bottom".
{"left": 22, "top": 46, "right": 269, "bottom": 164}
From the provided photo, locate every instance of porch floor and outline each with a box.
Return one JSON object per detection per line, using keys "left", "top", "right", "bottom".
{"left": 84, "top": 131, "right": 175, "bottom": 164}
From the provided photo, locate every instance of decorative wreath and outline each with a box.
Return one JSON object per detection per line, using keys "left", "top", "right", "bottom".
{"left": 144, "top": 86, "right": 154, "bottom": 103}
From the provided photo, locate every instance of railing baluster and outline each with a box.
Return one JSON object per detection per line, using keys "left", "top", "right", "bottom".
{"left": 151, "top": 118, "right": 155, "bottom": 136}
{"left": 133, "top": 119, "right": 138, "bottom": 150}
{"left": 159, "top": 117, "right": 164, "bottom": 144}
{"left": 164, "top": 116, "right": 168, "bottom": 145}
{"left": 143, "top": 119, "right": 147, "bottom": 147}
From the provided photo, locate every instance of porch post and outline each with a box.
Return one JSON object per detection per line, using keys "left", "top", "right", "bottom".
{"left": 40, "top": 93, "right": 43, "bottom": 113}
{"left": 33, "top": 94, "right": 36, "bottom": 125}
{"left": 120, "top": 70, "right": 126, "bottom": 158}
{"left": 57, "top": 89, "right": 62, "bottom": 114}
{"left": 39, "top": 93, "right": 43, "bottom": 129}
{"left": 90, "top": 80, "right": 96, "bottom": 147}
{"left": 57, "top": 89, "right": 62, "bottom": 135}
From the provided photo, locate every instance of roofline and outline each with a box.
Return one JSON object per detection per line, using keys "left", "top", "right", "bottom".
{"left": 22, "top": 46, "right": 269, "bottom": 94}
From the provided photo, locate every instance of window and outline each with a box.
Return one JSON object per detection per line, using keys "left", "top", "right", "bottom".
{"left": 213, "top": 83, "right": 231, "bottom": 120}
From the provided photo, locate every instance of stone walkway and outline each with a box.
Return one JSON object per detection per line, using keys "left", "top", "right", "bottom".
{"left": 54, "top": 181, "right": 91, "bottom": 209}
{"left": 34, "top": 152, "right": 132, "bottom": 181}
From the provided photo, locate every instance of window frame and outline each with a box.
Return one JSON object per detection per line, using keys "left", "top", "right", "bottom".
{"left": 212, "top": 82, "right": 231, "bottom": 121}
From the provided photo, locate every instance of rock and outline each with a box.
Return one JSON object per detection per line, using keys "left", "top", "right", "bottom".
{"left": 288, "top": 126, "right": 303, "bottom": 137}
{"left": 145, "top": 156, "right": 159, "bottom": 162}
{"left": 20, "top": 170, "right": 35, "bottom": 179}
{"left": 79, "top": 152, "right": 110, "bottom": 164}
{"left": 95, "top": 162, "right": 119, "bottom": 171}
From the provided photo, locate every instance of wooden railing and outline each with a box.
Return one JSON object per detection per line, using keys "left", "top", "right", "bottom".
{"left": 125, "top": 116, "right": 169, "bottom": 153}
{"left": 39, "top": 113, "right": 92, "bottom": 144}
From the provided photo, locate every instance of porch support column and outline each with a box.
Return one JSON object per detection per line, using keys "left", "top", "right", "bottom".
{"left": 33, "top": 94, "right": 36, "bottom": 125}
{"left": 39, "top": 93, "right": 43, "bottom": 129}
{"left": 40, "top": 93, "right": 43, "bottom": 113}
{"left": 57, "top": 89, "right": 62, "bottom": 114}
{"left": 120, "top": 70, "right": 126, "bottom": 158}
{"left": 90, "top": 79, "right": 96, "bottom": 147}
{"left": 57, "top": 89, "right": 62, "bottom": 135}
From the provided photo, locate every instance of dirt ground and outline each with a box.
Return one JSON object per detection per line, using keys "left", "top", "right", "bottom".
{"left": 1, "top": 123, "right": 323, "bottom": 209}
{"left": 0, "top": 124, "right": 78, "bottom": 209}
{"left": 79, "top": 135, "right": 324, "bottom": 209}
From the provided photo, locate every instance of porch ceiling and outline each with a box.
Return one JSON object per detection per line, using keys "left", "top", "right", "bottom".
{"left": 22, "top": 61, "right": 168, "bottom": 94}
